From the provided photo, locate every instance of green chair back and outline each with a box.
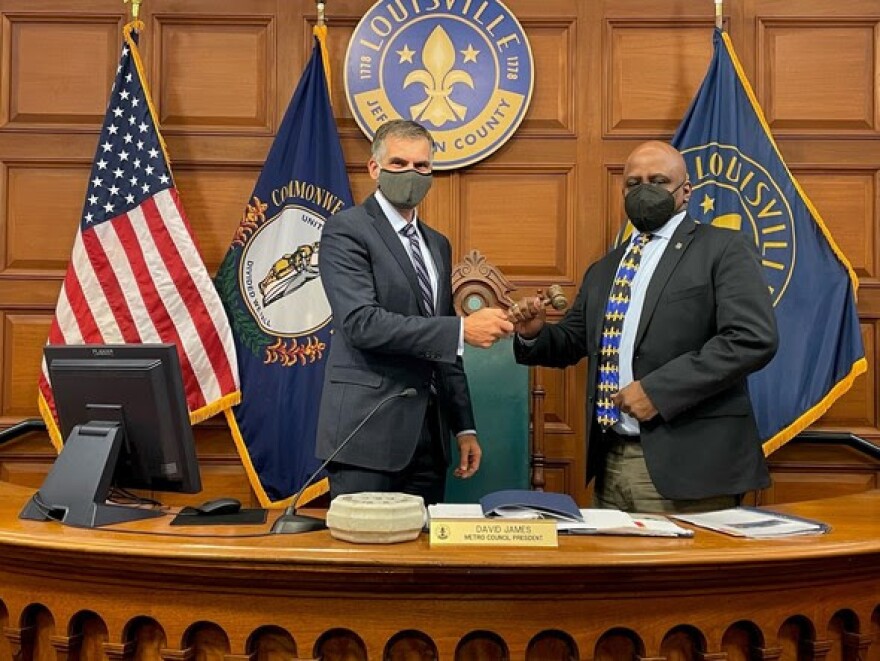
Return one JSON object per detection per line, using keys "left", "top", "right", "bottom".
{"left": 444, "top": 337, "right": 529, "bottom": 503}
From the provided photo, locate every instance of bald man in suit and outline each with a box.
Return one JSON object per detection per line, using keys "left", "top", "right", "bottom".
{"left": 513, "top": 141, "right": 778, "bottom": 513}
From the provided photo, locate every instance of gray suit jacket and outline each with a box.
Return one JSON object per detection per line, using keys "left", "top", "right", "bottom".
{"left": 515, "top": 217, "right": 778, "bottom": 499}
{"left": 315, "top": 194, "right": 475, "bottom": 471}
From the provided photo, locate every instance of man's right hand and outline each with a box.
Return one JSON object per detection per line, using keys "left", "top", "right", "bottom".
{"left": 463, "top": 308, "right": 514, "bottom": 348}
{"left": 509, "top": 296, "right": 546, "bottom": 339}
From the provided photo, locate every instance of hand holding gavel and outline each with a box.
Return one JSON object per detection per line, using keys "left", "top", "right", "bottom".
{"left": 507, "top": 285, "right": 567, "bottom": 339}
{"left": 506, "top": 284, "right": 567, "bottom": 321}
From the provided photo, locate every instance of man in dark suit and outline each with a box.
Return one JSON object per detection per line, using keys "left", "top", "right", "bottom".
{"left": 316, "top": 120, "right": 514, "bottom": 505}
{"left": 513, "top": 141, "right": 778, "bottom": 513}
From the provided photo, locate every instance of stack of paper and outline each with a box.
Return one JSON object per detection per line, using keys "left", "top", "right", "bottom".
{"left": 672, "top": 507, "right": 828, "bottom": 538}
{"left": 427, "top": 494, "right": 693, "bottom": 538}
{"left": 560, "top": 510, "right": 693, "bottom": 537}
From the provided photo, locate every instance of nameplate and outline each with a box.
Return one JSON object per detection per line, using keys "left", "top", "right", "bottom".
{"left": 429, "top": 519, "right": 558, "bottom": 547}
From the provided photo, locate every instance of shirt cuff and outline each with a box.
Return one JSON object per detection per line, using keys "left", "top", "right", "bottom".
{"left": 456, "top": 429, "right": 476, "bottom": 438}
{"left": 516, "top": 332, "right": 538, "bottom": 346}
{"left": 457, "top": 319, "right": 464, "bottom": 356}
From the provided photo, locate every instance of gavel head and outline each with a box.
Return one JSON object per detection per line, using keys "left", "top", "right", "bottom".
{"left": 546, "top": 284, "right": 568, "bottom": 310}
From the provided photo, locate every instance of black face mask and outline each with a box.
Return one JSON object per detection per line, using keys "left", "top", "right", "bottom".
{"left": 624, "top": 180, "right": 686, "bottom": 232}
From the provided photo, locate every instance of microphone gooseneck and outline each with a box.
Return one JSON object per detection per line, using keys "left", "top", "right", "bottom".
{"left": 270, "top": 387, "right": 417, "bottom": 534}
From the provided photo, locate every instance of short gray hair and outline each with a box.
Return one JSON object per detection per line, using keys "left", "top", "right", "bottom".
{"left": 371, "top": 120, "right": 434, "bottom": 162}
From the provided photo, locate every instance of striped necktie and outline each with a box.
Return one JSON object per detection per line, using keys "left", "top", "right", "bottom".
{"left": 401, "top": 222, "right": 435, "bottom": 316}
{"left": 596, "top": 232, "right": 653, "bottom": 429}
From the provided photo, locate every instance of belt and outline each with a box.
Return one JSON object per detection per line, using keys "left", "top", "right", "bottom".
{"left": 604, "top": 428, "right": 640, "bottom": 443}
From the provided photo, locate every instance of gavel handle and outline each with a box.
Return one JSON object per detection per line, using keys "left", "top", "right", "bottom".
{"left": 507, "top": 295, "right": 549, "bottom": 322}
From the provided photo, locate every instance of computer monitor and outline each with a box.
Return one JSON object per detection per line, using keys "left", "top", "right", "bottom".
{"left": 20, "top": 343, "right": 202, "bottom": 527}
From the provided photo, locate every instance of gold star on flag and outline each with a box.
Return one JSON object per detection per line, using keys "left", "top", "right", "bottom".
{"left": 461, "top": 44, "right": 480, "bottom": 63}
{"left": 397, "top": 45, "right": 415, "bottom": 64}
{"left": 700, "top": 194, "right": 715, "bottom": 215}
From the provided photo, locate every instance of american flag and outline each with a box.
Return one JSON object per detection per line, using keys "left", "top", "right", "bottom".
{"left": 38, "top": 25, "right": 240, "bottom": 449}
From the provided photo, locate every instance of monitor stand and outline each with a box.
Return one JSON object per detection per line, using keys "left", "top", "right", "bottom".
{"left": 19, "top": 421, "right": 164, "bottom": 528}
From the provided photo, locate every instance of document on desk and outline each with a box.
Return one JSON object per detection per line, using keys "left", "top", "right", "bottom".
{"left": 559, "top": 510, "right": 694, "bottom": 537}
{"left": 427, "top": 504, "right": 692, "bottom": 537}
{"left": 427, "top": 503, "right": 484, "bottom": 519}
{"left": 671, "top": 507, "right": 829, "bottom": 538}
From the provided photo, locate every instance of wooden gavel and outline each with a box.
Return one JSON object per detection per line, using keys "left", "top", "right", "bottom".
{"left": 506, "top": 284, "right": 568, "bottom": 321}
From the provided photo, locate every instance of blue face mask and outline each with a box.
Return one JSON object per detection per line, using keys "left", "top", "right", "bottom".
{"left": 378, "top": 168, "right": 433, "bottom": 209}
{"left": 624, "top": 180, "right": 685, "bottom": 232}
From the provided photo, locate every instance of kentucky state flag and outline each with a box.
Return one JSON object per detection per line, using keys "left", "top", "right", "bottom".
{"left": 216, "top": 26, "right": 353, "bottom": 506}
{"left": 672, "top": 29, "right": 866, "bottom": 454}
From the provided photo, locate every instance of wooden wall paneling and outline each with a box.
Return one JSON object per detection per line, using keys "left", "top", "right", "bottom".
{"left": 515, "top": 17, "right": 576, "bottom": 135}
{"left": 3, "top": 162, "right": 87, "bottom": 275}
{"left": 421, "top": 169, "right": 456, "bottom": 248}
{"left": 1, "top": 13, "right": 122, "bottom": 130}
{"left": 604, "top": 168, "right": 627, "bottom": 254}
{"left": 763, "top": 468, "right": 878, "bottom": 505}
{"left": 794, "top": 169, "right": 877, "bottom": 282}
{"left": 815, "top": 322, "right": 878, "bottom": 435}
{"left": 346, "top": 169, "right": 376, "bottom": 210}
{"left": 0, "top": 280, "right": 59, "bottom": 311}
{"left": 604, "top": 19, "right": 718, "bottom": 137}
{"left": 761, "top": 442, "right": 880, "bottom": 504}
{"left": 536, "top": 357, "right": 587, "bottom": 502}
{"left": 151, "top": 12, "right": 276, "bottom": 134}
{"left": 459, "top": 165, "right": 574, "bottom": 282}
{"left": 0, "top": 160, "right": 5, "bottom": 283}
{"left": 1, "top": 312, "right": 50, "bottom": 419}
{"left": 757, "top": 18, "right": 878, "bottom": 134}
{"left": 172, "top": 165, "right": 263, "bottom": 273}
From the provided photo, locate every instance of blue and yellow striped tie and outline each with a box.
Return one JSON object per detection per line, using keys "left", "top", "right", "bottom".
{"left": 596, "top": 232, "right": 652, "bottom": 428}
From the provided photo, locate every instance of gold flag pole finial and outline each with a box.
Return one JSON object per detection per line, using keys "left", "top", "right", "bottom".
{"left": 124, "top": 0, "right": 142, "bottom": 20}
{"left": 714, "top": 0, "right": 723, "bottom": 30}
{"left": 316, "top": 0, "right": 326, "bottom": 28}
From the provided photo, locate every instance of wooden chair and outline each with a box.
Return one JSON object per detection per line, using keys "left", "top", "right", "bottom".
{"left": 445, "top": 250, "right": 546, "bottom": 502}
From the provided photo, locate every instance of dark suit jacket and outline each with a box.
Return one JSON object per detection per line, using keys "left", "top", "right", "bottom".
{"left": 315, "top": 194, "right": 475, "bottom": 472}
{"left": 515, "top": 217, "right": 778, "bottom": 499}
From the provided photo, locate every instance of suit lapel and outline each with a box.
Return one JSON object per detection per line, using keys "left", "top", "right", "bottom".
{"left": 634, "top": 216, "right": 697, "bottom": 349}
{"left": 364, "top": 195, "right": 424, "bottom": 308}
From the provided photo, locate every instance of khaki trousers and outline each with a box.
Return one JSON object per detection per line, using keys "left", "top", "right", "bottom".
{"left": 592, "top": 435, "right": 738, "bottom": 514}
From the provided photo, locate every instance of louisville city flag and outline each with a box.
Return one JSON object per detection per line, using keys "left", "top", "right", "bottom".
{"left": 38, "top": 22, "right": 241, "bottom": 450}
{"left": 216, "top": 26, "right": 353, "bottom": 507}
{"left": 672, "top": 28, "right": 866, "bottom": 454}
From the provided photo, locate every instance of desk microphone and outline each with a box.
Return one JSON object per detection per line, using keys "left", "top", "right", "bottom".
{"left": 271, "top": 387, "right": 418, "bottom": 534}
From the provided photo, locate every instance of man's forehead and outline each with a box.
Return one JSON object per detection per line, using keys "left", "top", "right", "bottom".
{"left": 624, "top": 149, "right": 681, "bottom": 176}
{"left": 384, "top": 135, "right": 431, "bottom": 156}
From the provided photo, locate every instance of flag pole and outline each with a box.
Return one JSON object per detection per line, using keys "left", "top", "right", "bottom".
{"left": 314, "top": 1, "right": 331, "bottom": 94}
{"left": 124, "top": 0, "right": 143, "bottom": 20}
{"left": 714, "top": 0, "right": 723, "bottom": 30}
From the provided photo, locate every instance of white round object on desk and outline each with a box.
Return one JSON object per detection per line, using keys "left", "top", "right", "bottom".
{"left": 326, "top": 492, "right": 426, "bottom": 544}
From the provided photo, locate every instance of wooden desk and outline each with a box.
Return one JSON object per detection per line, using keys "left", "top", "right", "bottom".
{"left": 0, "top": 482, "right": 877, "bottom": 661}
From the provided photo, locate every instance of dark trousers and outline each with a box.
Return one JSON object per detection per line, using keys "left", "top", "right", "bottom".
{"left": 327, "top": 399, "right": 447, "bottom": 506}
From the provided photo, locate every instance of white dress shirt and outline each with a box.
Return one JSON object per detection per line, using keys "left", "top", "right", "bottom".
{"left": 615, "top": 210, "right": 687, "bottom": 434}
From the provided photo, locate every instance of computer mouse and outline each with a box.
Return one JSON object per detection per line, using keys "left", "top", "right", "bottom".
{"left": 195, "top": 497, "right": 242, "bottom": 516}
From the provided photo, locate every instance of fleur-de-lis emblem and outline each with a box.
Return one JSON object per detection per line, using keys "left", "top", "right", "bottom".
{"left": 403, "top": 26, "right": 474, "bottom": 127}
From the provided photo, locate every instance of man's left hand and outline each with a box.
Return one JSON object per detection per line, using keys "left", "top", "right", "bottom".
{"left": 454, "top": 434, "right": 482, "bottom": 478}
{"left": 612, "top": 381, "right": 658, "bottom": 421}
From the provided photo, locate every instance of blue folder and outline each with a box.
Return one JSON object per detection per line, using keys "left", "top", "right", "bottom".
{"left": 480, "top": 489, "right": 583, "bottom": 522}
